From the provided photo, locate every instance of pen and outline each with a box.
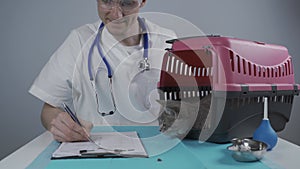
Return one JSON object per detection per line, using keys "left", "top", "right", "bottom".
{"left": 62, "top": 103, "right": 82, "bottom": 126}
{"left": 62, "top": 103, "right": 98, "bottom": 145}
{"left": 62, "top": 103, "right": 131, "bottom": 153}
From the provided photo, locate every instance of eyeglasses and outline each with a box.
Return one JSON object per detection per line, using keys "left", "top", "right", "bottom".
{"left": 98, "top": 0, "right": 142, "bottom": 12}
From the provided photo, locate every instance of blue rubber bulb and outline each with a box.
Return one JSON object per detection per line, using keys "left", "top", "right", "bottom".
{"left": 253, "top": 119, "right": 278, "bottom": 151}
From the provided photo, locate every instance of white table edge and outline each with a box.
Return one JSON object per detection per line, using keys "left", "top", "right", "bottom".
{"left": 0, "top": 131, "right": 52, "bottom": 169}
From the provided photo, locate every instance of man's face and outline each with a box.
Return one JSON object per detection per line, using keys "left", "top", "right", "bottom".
{"left": 97, "top": 0, "right": 145, "bottom": 36}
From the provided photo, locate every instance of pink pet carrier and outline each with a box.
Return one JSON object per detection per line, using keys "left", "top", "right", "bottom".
{"left": 157, "top": 35, "right": 299, "bottom": 143}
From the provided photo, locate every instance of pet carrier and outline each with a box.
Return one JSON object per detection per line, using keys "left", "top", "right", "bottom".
{"left": 157, "top": 35, "right": 299, "bottom": 143}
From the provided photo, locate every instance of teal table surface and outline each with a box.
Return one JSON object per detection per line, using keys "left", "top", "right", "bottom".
{"left": 26, "top": 126, "right": 274, "bottom": 169}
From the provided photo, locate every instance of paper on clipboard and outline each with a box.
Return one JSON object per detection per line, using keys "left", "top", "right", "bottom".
{"left": 52, "top": 131, "right": 148, "bottom": 159}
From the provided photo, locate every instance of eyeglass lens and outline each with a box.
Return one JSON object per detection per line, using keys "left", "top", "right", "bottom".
{"left": 99, "top": 0, "right": 141, "bottom": 11}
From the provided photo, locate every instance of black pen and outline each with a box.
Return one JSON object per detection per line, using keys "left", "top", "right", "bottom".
{"left": 62, "top": 103, "right": 98, "bottom": 146}
{"left": 62, "top": 103, "right": 130, "bottom": 153}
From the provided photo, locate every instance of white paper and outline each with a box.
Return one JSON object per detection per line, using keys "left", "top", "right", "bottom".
{"left": 52, "top": 131, "right": 148, "bottom": 158}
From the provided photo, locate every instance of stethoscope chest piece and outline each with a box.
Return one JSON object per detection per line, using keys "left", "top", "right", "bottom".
{"left": 138, "top": 59, "right": 150, "bottom": 72}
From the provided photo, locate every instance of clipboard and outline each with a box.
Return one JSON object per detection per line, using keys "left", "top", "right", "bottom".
{"left": 51, "top": 131, "right": 148, "bottom": 159}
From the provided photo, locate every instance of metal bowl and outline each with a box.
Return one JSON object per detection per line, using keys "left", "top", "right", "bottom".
{"left": 227, "top": 138, "right": 268, "bottom": 162}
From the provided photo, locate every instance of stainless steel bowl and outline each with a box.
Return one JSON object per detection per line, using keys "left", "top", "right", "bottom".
{"left": 227, "top": 138, "right": 268, "bottom": 162}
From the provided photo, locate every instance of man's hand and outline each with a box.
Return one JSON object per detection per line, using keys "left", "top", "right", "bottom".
{"left": 41, "top": 103, "right": 93, "bottom": 142}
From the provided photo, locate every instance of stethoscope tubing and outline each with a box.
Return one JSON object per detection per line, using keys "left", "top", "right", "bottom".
{"left": 88, "top": 17, "right": 149, "bottom": 81}
{"left": 87, "top": 17, "right": 149, "bottom": 116}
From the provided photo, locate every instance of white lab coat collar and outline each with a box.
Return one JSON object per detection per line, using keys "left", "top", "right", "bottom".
{"left": 99, "top": 18, "right": 154, "bottom": 54}
{"left": 97, "top": 18, "right": 155, "bottom": 72}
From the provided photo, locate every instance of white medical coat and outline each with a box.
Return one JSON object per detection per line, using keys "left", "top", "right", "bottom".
{"left": 29, "top": 18, "right": 176, "bottom": 126}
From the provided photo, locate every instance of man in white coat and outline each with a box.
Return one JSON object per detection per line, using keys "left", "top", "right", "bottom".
{"left": 29, "top": 0, "right": 176, "bottom": 142}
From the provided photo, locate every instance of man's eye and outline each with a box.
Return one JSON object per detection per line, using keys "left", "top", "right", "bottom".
{"left": 121, "top": 0, "right": 136, "bottom": 7}
{"left": 101, "top": 0, "right": 113, "bottom": 4}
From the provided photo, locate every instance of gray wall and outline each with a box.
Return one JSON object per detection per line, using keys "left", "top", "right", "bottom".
{"left": 0, "top": 0, "right": 299, "bottom": 160}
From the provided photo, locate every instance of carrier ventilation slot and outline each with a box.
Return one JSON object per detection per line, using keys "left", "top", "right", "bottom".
{"left": 165, "top": 54, "right": 213, "bottom": 77}
{"left": 229, "top": 50, "right": 293, "bottom": 77}
{"left": 228, "top": 95, "right": 294, "bottom": 109}
{"left": 162, "top": 88, "right": 212, "bottom": 101}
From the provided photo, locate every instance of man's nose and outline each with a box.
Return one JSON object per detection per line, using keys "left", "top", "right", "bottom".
{"left": 110, "top": 5, "right": 123, "bottom": 20}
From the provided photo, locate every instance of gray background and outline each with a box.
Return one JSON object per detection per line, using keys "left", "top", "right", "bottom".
{"left": 0, "top": 0, "right": 299, "bottom": 160}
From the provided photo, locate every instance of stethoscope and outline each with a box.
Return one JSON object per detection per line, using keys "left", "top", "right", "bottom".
{"left": 87, "top": 17, "right": 150, "bottom": 116}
